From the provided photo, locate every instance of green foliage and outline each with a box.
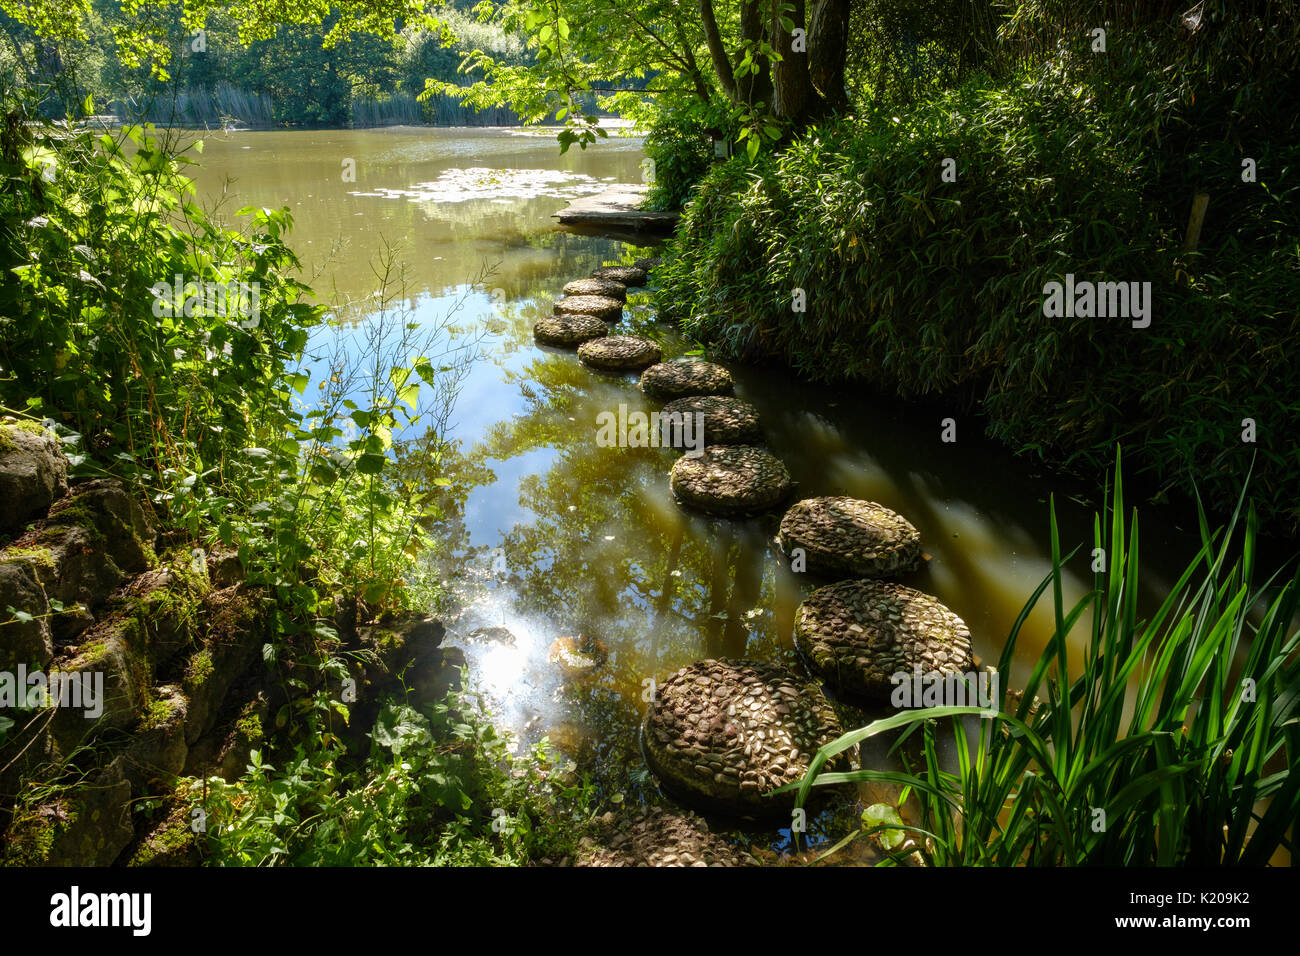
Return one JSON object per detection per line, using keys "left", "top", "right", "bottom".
{"left": 656, "top": 43, "right": 1300, "bottom": 530}
{"left": 794, "top": 459, "right": 1300, "bottom": 866}
{"left": 192, "top": 688, "right": 598, "bottom": 865}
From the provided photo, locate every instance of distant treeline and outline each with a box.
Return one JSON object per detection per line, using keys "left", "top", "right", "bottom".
{"left": 1, "top": 0, "right": 615, "bottom": 128}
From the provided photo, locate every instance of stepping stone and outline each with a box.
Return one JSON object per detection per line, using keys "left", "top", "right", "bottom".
{"left": 592, "top": 265, "right": 648, "bottom": 287}
{"left": 534, "top": 313, "right": 608, "bottom": 348}
{"left": 577, "top": 335, "right": 662, "bottom": 372}
{"left": 640, "top": 360, "right": 734, "bottom": 400}
{"left": 562, "top": 277, "right": 627, "bottom": 301}
{"left": 555, "top": 294, "right": 624, "bottom": 321}
{"left": 642, "top": 658, "right": 842, "bottom": 816}
{"left": 576, "top": 806, "right": 759, "bottom": 867}
{"left": 669, "top": 446, "right": 792, "bottom": 516}
{"left": 778, "top": 496, "right": 922, "bottom": 578}
{"left": 794, "top": 580, "right": 973, "bottom": 700}
{"left": 633, "top": 256, "right": 663, "bottom": 273}
{"left": 661, "top": 395, "right": 761, "bottom": 447}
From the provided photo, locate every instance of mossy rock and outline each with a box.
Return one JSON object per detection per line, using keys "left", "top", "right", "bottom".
{"left": 534, "top": 313, "right": 609, "bottom": 348}
{"left": 669, "top": 446, "right": 793, "bottom": 516}
{"left": 640, "top": 360, "right": 734, "bottom": 400}
{"left": 0, "top": 558, "right": 53, "bottom": 670}
{"left": 554, "top": 294, "right": 624, "bottom": 321}
{"left": 0, "top": 420, "right": 68, "bottom": 535}
{"left": 794, "top": 580, "right": 973, "bottom": 700}
{"left": 592, "top": 265, "right": 648, "bottom": 287}
{"left": 642, "top": 658, "right": 842, "bottom": 817}
{"left": 632, "top": 256, "right": 663, "bottom": 274}
{"left": 577, "top": 335, "right": 662, "bottom": 372}
{"left": 660, "top": 395, "right": 762, "bottom": 446}
{"left": 778, "top": 496, "right": 922, "bottom": 578}
{"left": 562, "top": 277, "right": 627, "bottom": 301}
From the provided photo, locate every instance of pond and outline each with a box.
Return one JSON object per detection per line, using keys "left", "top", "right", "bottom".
{"left": 189, "top": 125, "right": 1218, "bottom": 857}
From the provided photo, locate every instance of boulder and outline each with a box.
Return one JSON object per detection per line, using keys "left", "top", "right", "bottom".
{"left": 0, "top": 421, "right": 68, "bottom": 535}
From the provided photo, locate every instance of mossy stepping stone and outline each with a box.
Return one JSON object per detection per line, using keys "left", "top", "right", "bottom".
{"left": 778, "top": 496, "right": 922, "bottom": 578}
{"left": 669, "top": 446, "right": 792, "bottom": 516}
{"left": 577, "top": 335, "right": 662, "bottom": 371}
{"left": 633, "top": 256, "right": 663, "bottom": 273}
{"left": 592, "top": 265, "right": 648, "bottom": 287}
{"left": 660, "top": 395, "right": 761, "bottom": 446}
{"left": 562, "top": 277, "right": 627, "bottom": 301}
{"left": 555, "top": 294, "right": 624, "bottom": 321}
{"left": 534, "top": 314, "right": 608, "bottom": 348}
{"left": 642, "top": 658, "right": 842, "bottom": 816}
{"left": 794, "top": 580, "right": 973, "bottom": 700}
{"left": 640, "top": 361, "right": 734, "bottom": 400}
{"left": 576, "top": 807, "right": 759, "bottom": 867}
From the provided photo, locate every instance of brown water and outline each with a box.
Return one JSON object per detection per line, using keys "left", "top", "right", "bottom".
{"left": 188, "top": 126, "right": 1224, "bottom": 853}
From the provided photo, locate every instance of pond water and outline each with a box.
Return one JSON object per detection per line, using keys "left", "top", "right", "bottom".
{"left": 188, "top": 126, "right": 1225, "bottom": 856}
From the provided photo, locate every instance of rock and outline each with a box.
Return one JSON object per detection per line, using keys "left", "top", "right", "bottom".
{"left": 592, "top": 265, "right": 648, "bottom": 287}
{"left": 180, "top": 586, "right": 269, "bottom": 745}
{"left": 49, "top": 611, "right": 152, "bottom": 755}
{"left": 640, "top": 361, "right": 734, "bottom": 400}
{"left": 0, "top": 420, "right": 68, "bottom": 535}
{"left": 466, "top": 625, "right": 514, "bottom": 645}
{"left": 577, "top": 335, "right": 662, "bottom": 372}
{"left": 47, "top": 479, "right": 156, "bottom": 574}
{"left": 119, "top": 684, "right": 189, "bottom": 793}
{"left": 642, "top": 658, "right": 842, "bottom": 817}
{"left": 777, "top": 496, "right": 922, "bottom": 578}
{"left": 576, "top": 806, "right": 759, "bottom": 866}
{"left": 0, "top": 557, "right": 53, "bottom": 671}
{"left": 562, "top": 277, "right": 627, "bottom": 301}
{"left": 660, "top": 395, "right": 762, "bottom": 447}
{"left": 207, "top": 549, "right": 244, "bottom": 588}
{"left": 632, "top": 256, "right": 663, "bottom": 273}
{"left": 669, "top": 446, "right": 793, "bottom": 516}
{"left": 794, "top": 580, "right": 973, "bottom": 699}
{"left": 27, "top": 759, "right": 134, "bottom": 866}
{"left": 534, "top": 313, "right": 609, "bottom": 348}
{"left": 122, "top": 563, "right": 208, "bottom": 673}
{"left": 358, "top": 613, "right": 444, "bottom": 676}
{"left": 554, "top": 294, "right": 624, "bottom": 321}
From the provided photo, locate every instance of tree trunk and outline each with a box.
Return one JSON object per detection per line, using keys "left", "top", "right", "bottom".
{"left": 771, "top": 0, "right": 824, "bottom": 122}
{"left": 737, "top": 0, "right": 773, "bottom": 109}
{"left": 808, "top": 0, "right": 852, "bottom": 112}
{"left": 699, "top": 0, "right": 736, "bottom": 100}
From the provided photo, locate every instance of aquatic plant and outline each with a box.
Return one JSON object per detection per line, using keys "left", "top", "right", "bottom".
{"left": 793, "top": 458, "right": 1300, "bottom": 865}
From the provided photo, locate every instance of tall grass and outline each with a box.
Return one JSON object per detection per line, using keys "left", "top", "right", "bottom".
{"left": 114, "top": 83, "right": 275, "bottom": 128}
{"left": 793, "top": 456, "right": 1300, "bottom": 865}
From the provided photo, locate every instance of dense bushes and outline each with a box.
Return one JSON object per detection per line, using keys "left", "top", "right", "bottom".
{"left": 655, "top": 43, "right": 1300, "bottom": 532}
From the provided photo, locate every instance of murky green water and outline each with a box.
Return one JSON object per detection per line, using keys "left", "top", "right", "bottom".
{"left": 189, "top": 126, "right": 1226, "bottom": 855}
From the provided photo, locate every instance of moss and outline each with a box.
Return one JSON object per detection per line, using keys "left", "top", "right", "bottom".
{"left": 127, "top": 809, "right": 197, "bottom": 867}
{"left": 0, "top": 420, "right": 50, "bottom": 453}
{"left": 139, "top": 697, "right": 175, "bottom": 731}
{"left": 184, "top": 649, "right": 214, "bottom": 688}
{"left": 0, "top": 798, "right": 75, "bottom": 866}
{"left": 234, "top": 703, "right": 263, "bottom": 743}
{"left": 0, "top": 545, "right": 55, "bottom": 569}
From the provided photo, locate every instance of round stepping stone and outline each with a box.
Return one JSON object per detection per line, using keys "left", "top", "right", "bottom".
{"left": 577, "top": 335, "right": 662, "bottom": 371}
{"left": 642, "top": 658, "right": 842, "bottom": 816}
{"left": 640, "top": 360, "right": 734, "bottom": 400}
{"left": 633, "top": 256, "right": 662, "bottom": 273}
{"left": 577, "top": 807, "right": 759, "bottom": 867}
{"left": 534, "top": 313, "right": 608, "bottom": 348}
{"left": 778, "top": 496, "right": 922, "bottom": 578}
{"left": 661, "top": 395, "right": 761, "bottom": 447}
{"left": 563, "top": 277, "right": 627, "bottom": 301}
{"left": 669, "top": 445, "right": 792, "bottom": 516}
{"left": 794, "top": 580, "right": 974, "bottom": 700}
{"left": 592, "top": 265, "right": 647, "bottom": 287}
{"left": 555, "top": 294, "right": 624, "bottom": 321}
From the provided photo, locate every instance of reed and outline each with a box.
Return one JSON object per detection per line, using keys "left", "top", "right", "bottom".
{"left": 792, "top": 453, "right": 1300, "bottom": 865}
